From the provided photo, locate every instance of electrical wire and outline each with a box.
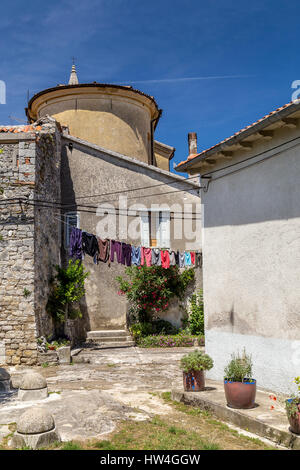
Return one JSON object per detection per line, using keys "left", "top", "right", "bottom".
{"left": 0, "top": 184, "right": 201, "bottom": 214}
{"left": 0, "top": 200, "right": 201, "bottom": 220}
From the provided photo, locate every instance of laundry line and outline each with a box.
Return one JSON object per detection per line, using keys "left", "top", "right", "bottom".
{"left": 69, "top": 227, "right": 202, "bottom": 270}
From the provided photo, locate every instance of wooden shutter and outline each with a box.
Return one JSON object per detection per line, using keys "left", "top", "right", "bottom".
{"left": 158, "top": 211, "right": 170, "bottom": 248}
{"left": 140, "top": 212, "right": 150, "bottom": 246}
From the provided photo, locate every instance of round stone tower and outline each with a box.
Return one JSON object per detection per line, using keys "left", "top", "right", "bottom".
{"left": 26, "top": 65, "right": 161, "bottom": 164}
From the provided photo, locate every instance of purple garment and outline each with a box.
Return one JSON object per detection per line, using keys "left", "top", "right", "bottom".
{"left": 69, "top": 227, "right": 82, "bottom": 260}
{"left": 121, "top": 243, "right": 132, "bottom": 266}
{"left": 110, "top": 240, "right": 122, "bottom": 263}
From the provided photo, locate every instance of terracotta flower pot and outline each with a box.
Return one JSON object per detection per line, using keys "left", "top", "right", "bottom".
{"left": 224, "top": 379, "right": 256, "bottom": 409}
{"left": 286, "top": 399, "right": 300, "bottom": 434}
{"left": 183, "top": 370, "right": 205, "bottom": 391}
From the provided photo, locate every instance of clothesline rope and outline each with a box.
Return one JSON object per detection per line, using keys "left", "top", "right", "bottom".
{"left": 69, "top": 227, "right": 202, "bottom": 269}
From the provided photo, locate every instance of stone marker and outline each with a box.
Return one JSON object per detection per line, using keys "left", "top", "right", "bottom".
{"left": 18, "top": 372, "right": 48, "bottom": 401}
{"left": 57, "top": 346, "right": 71, "bottom": 364}
{"left": 11, "top": 407, "right": 61, "bottom": 449}
{"left": 0, "top": 368, "right": 11, "bottom": 392}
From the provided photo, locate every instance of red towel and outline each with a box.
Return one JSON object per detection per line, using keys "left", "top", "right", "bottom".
{"left": 141, "top": 247, "right": 152, "bottom": 266}
{"left": 161, "top": 250, "right": 170, "bottom": 269}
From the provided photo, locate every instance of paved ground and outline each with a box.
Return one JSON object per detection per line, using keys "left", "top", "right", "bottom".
{"left": 0, "top": 347, "right": 196, "bottom": 443}
{"left": 0, "top": 346, "right": 292, "bottom": 448}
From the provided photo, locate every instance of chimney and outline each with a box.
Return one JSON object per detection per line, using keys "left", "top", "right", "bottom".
{"left": 188, "top": 132, "right": 197, "bottom": 155}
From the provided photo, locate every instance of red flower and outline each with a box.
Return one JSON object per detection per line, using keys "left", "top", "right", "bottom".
{"left": 270, "top": 405, "right": 275, "bottom": 410}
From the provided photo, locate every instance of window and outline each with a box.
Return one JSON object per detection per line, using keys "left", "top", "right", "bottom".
{"left": 140, "top": 210, "right": 170, "bottom": 248}
{"left": 65, "top": 212, "right": 79, "bottom": 247}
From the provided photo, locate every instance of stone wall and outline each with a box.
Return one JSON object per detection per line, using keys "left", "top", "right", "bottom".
{"left": 34, "top": 119, "right": 61, "bottom": 339}
{"left": 0, "top": 118, "right": 61, "bottom": 365}
{"left": 0, "top": 136, "right": 37, "bottom": 365}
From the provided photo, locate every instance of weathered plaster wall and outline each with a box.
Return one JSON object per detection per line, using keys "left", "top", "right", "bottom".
{"left": 61, "top": 137, "right": 201, "bottom": 331}
{"left": 201, "top": 126, "right": 300, "bottom": 393}
{"left": 32, "top": 88, "right": 155, "bottom": 164}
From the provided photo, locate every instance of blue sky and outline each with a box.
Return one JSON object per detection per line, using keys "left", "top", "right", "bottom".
{"left": 1, "top": 0, "right": 300, "bottom": 172}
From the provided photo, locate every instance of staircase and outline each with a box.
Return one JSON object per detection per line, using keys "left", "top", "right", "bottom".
{"left": 86, "top": 330, "right": 135, "bottom": 348}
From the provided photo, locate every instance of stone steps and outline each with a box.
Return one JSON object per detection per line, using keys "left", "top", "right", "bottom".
{"left": 86, "top": 330, "right": 135, "bottom": 348}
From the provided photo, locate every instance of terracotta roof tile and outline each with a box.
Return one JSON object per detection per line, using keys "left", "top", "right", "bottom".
{"left": 177, "top": 100, "right": 298, "bottom": 168}
{"left": 0, "top": 124, "right": 38, "bottom": 134}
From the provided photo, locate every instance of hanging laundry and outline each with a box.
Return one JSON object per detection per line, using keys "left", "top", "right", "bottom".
{"left": 161, "top": 250, "right": 170, "bottom": 269}
{"left": 178, "top": 252, "right": 185, "bottom": 268}
{"left": 141, "top": 247, "right": 152, "bottom": 267}
{"left": 151, "top": 248, "right": 161, "bottom": 266}
{"left": 190, "top": 251, "right": 196, "bottom": 265}
{"left": 97, "top": 238, "right": 110, "bottom": 263}
{"left": 110, "top": 240, "right": 122, "bottom": 263}
{"left": 82, "top": 232, "right": 99, "bottom": 264}
{"left": 121, "top": 242, "right": 132, "bottom": 266}
{"left": 185, "top": 251, "right": 192, "bottom": 266}
{"left": 69, "top": 227, "right": 82, "bottom": 261}
{"left": 174, "top": 251, "right": 180, "bottom": 266}
{"left": 131, "top": 246, "right": 141, "bottom": 266}
{"left": 195, "top": 252, "right": 202, "bottom": 268}
{"left": 168, "top": 250, "right": 176, "bottom": 266}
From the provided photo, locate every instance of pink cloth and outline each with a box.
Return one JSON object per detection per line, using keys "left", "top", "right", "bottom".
{"left": 190, "top": 252, "right": 195, "bottom": 265}
{"left": 141, "top": 247, "right": 152, "bottom": 266}
{"left": 161, "top": 250, "right": 170, "bottom": 269}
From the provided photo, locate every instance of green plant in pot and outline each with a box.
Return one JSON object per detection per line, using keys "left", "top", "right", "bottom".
{"left": 224, "top": 349, "right": 256, "bottom": 409}
{"left": 180, "top": 350, "right": 213, "bottom": 392}
{"left": 285, "top": 376, "right": 300, "bottom": 434}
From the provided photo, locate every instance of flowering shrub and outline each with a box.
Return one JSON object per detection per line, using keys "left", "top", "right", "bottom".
{"left": 116, "top": 265, "right": 195, "bottom": 323}
{"left": 139, "top": 333, "right": 195, "bottom": 348}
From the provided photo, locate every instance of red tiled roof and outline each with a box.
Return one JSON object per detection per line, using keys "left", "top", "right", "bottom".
{"left": 0, "top": 124, "right": 42, "bottom": 133}
{"left": 176, "top": 100, "right": 298, "bottom": 168}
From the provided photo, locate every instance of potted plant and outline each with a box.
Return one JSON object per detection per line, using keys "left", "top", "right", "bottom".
{"left": 286, "top": 376, "right": 300, "bottom": 434}
{"left": 224, "top": 349, "right": 256, "bottom": 409}
{"left": 180, "top": 350, "right": 213, "bottom": 391}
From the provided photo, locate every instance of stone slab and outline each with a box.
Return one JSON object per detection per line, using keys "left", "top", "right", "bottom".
{"left": 57, "top": 346, "right": 71, "bottom": 364}
{"left": 172, "top": 379, "right": 300, "bottom": 449}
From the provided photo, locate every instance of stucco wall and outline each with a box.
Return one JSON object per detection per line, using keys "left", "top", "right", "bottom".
{"left": 61, "top": 137, "right": 201, "bottom": 330}
{"left": 33, "top": 89, "right": 154, "bottom": 164}
{"left": 201, "top": 127, "right": 300, "bottom": 393}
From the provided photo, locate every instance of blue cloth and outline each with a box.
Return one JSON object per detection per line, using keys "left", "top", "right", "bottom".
{"left": 185, "top": 251, "right": 191, "bottom": 266}
{"left": 69, "top": 227, "right": 82, "bottom": 260}
{"left": 131, "top": 246, "right": 141, "bottom": 265}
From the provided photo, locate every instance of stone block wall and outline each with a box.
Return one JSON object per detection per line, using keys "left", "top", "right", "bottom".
{"left": 0, "top": 137, "right": 37, "bottom": 365}
{"left": 0, "top": 117, "right": 61, "bottom": 365}
{"left": 34, "top": 119, "right": 61, "bottom": 339}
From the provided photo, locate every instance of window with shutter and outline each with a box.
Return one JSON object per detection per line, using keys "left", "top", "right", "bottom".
{"left": 140, "top": 210, "right": 170, "bottom": 248}
{"left": 158, "top": 211, "right": 170, "bottom": 248}
{"left": 140, "top": 212, "right": 150, "bottom": 247}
